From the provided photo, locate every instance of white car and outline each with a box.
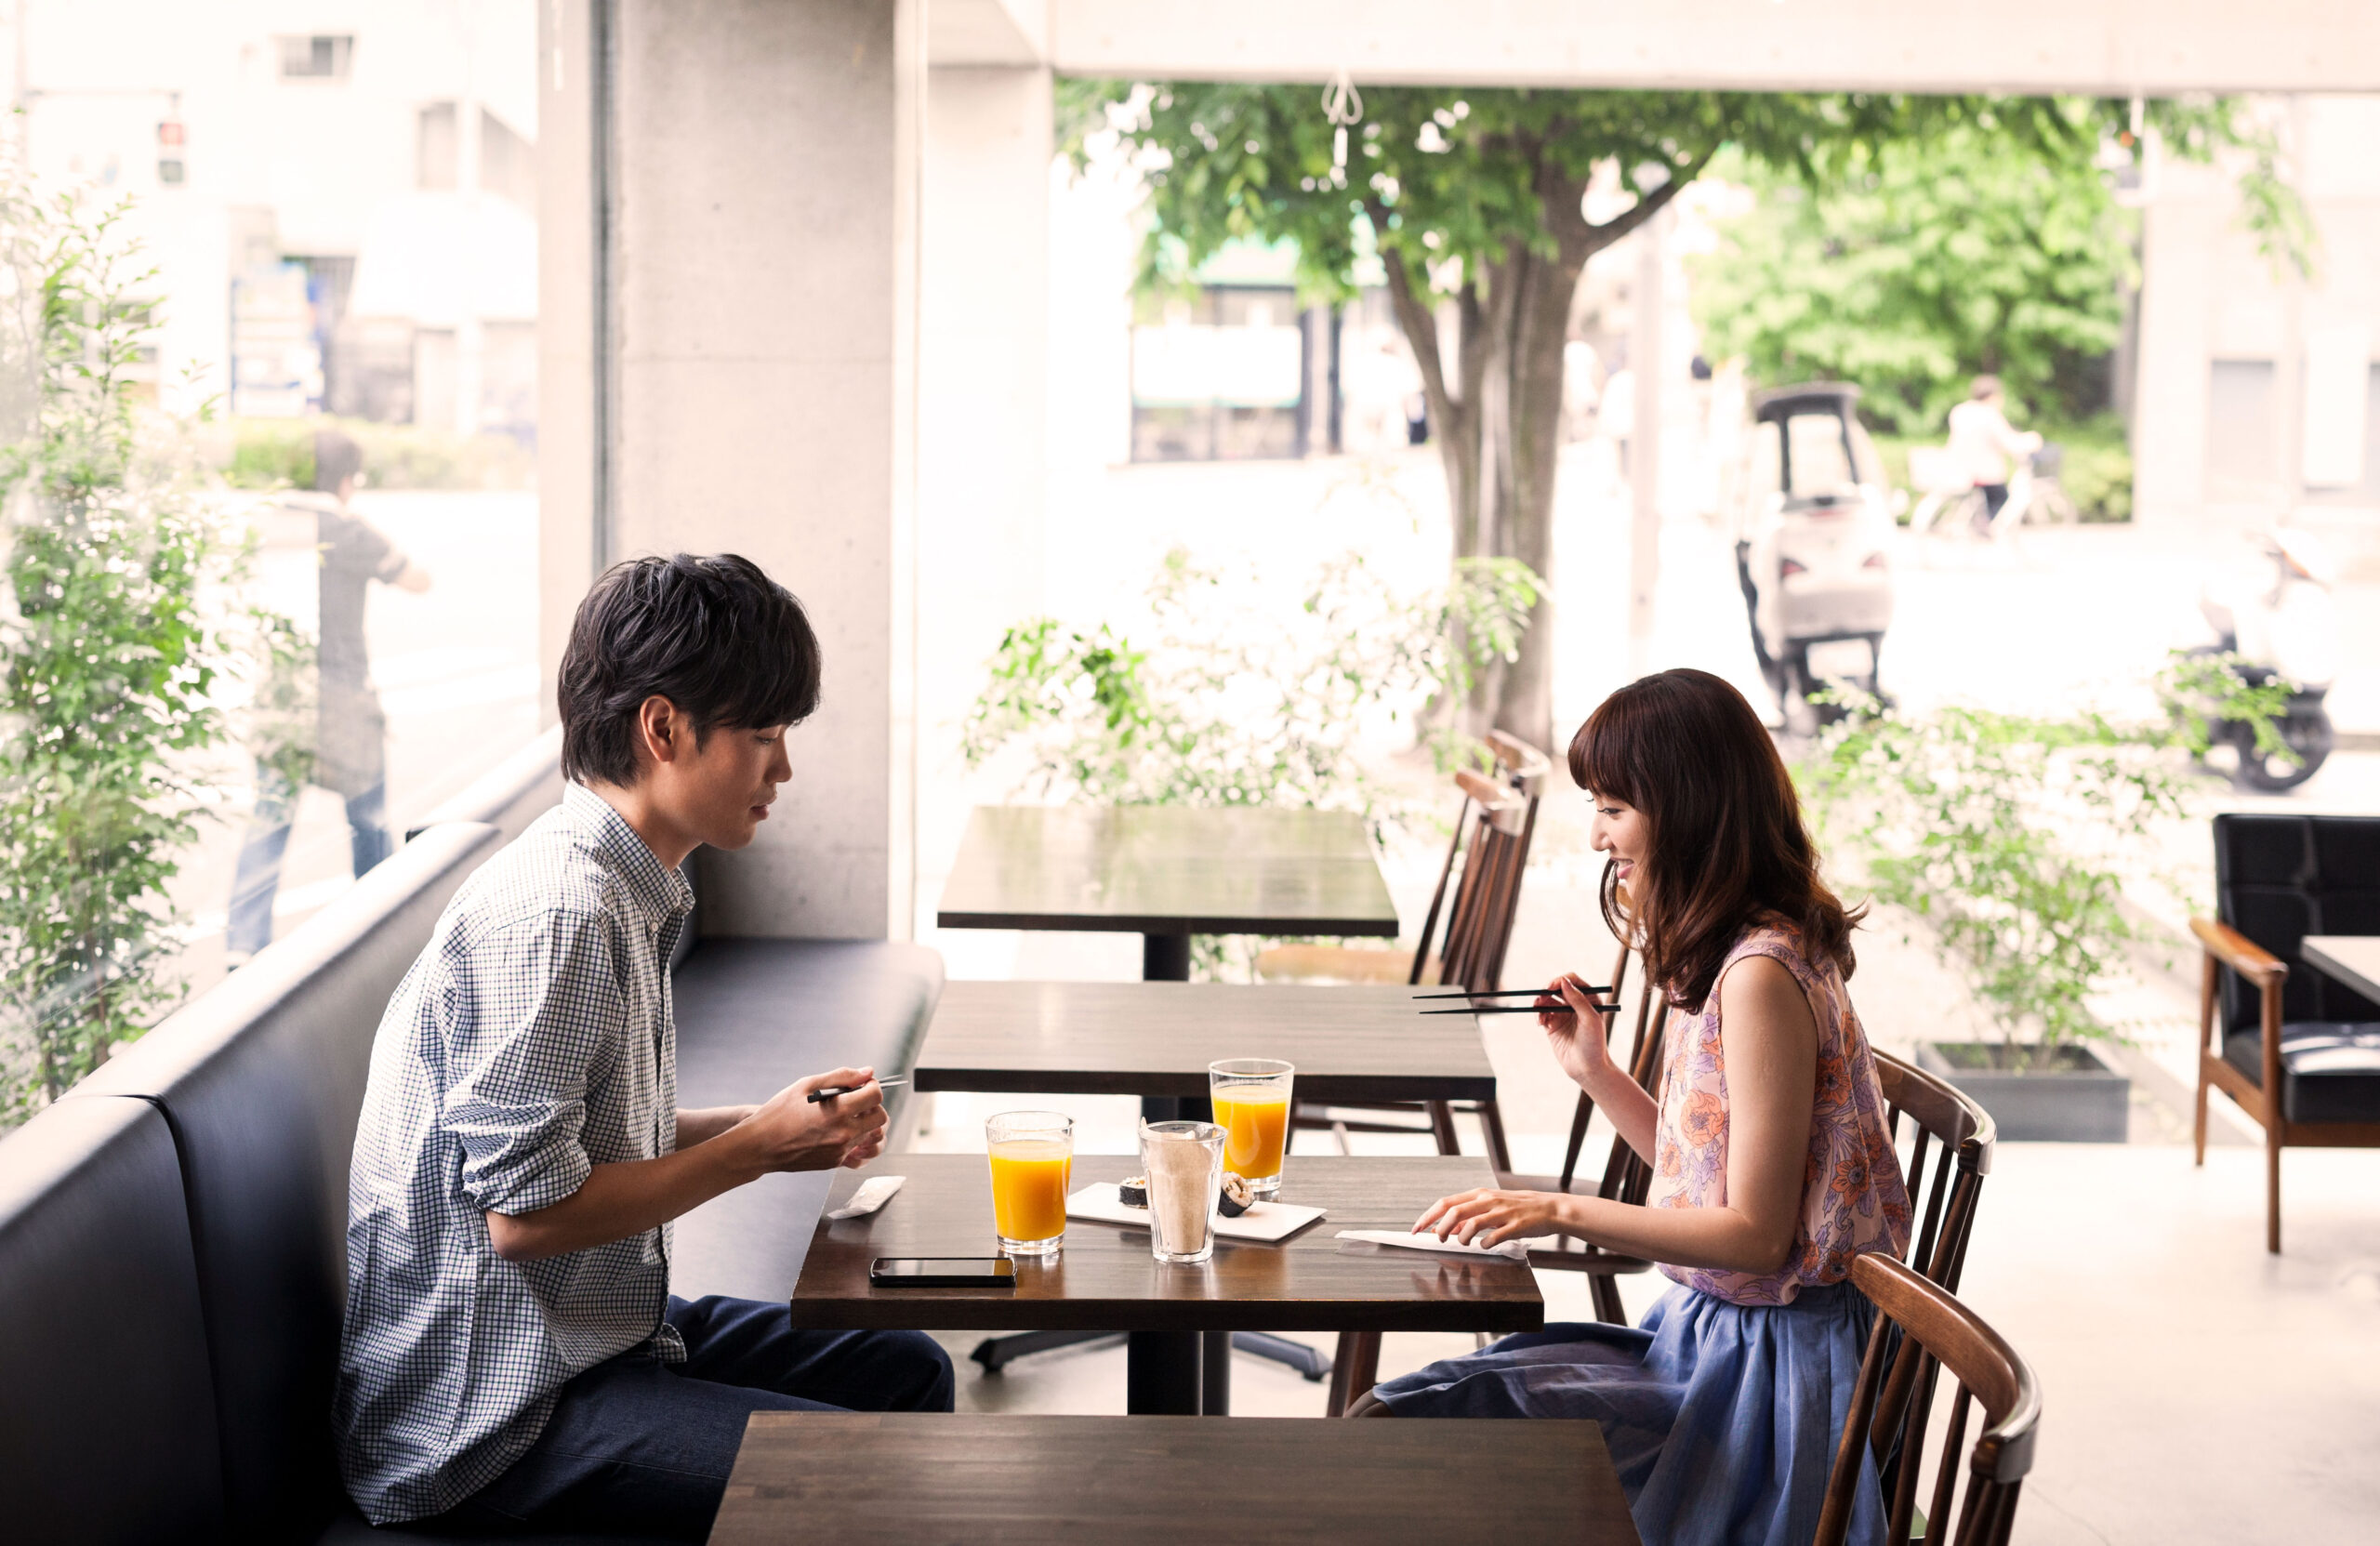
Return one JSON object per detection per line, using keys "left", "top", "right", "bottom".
{"left": 1729, "top": 383, "right": 1897, "bottom": 727}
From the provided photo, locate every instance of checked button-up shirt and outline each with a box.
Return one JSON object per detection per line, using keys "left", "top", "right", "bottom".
{"left": 335, "top": 783, "right": 695, "bottom": 1524}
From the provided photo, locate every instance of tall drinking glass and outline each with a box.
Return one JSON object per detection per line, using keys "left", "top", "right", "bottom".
{"left": 985, "top": 1111, "right": 1072, "bottom": 1257}
{"left": 1209, "top": 1058, "right": 1294, "bottom": 1200}
{"left": 1139, "top": 1119, "right": 1225, "bottom": 1264}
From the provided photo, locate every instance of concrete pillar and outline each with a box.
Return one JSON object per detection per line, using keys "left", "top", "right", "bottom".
{"left": 2133, "top": 159, "right": 2225, "bottom": 528}
{"left": 540, "top": 0, "right": 926, "bottom": 940}
{"left": 915, "top": 64, "right": 1051, "bottom": 939}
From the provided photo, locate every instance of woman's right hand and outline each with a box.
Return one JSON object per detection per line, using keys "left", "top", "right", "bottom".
{"left": 1539, "top": 972, "right": 1615, "bottom": 1090}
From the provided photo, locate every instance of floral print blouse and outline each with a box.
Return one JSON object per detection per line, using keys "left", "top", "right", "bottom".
{"left": 1647, "top": 920, "right": 1911, "bottom": 1306}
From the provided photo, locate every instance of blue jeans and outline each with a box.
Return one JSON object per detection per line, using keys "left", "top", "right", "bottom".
{"left": 435, "top": 1296, "right": 954, "bottom": 1540}
{"left": 227, "top": 770, "right": 391, "bottom": 957}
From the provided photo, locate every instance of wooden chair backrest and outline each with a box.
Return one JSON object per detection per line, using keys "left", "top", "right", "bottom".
{"left": 1873, "top": 1051, "right": 1993, "bottom": 1294}
{"left": 1866, "top": 1050, "right": 1997, "bottom": 1527}
{"left": 1412, "top": 752, "right": 1543, "bottom": 992}
{"left": 1817, "top": 1254, "right": 2041, "bottom": 1546}
{"left": 1554, "top": 936, "right": 1669, "bottom": 1200}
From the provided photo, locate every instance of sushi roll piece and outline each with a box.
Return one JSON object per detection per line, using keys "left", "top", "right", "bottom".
{"left": 1217, "top": 1172, "right": 1254, "bottom": 1218}
{"left": 1117, "top": 1175, "right": 1149, "bottom": 1209}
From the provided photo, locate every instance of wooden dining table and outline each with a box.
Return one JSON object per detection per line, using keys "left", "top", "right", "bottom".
{"left": 914, "top": 981, "right": 1494, "bottom": 1104}
{"left": 789, "top": 1153, "right": 1540, "bottom": 1418}
{"left": 711, "top": 1411, "right": 1643, "bottom": 1544}
{"left": 936, "top": 804, "right": 1401, "bottom": 983}
{"left": 913, "top": 979, "right": 1497, "bottom": 1388}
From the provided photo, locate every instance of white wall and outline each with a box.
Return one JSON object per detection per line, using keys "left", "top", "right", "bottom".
{"left": 914, "top": 64, "right": 1052, "bottom": 937}
{"left": 2135, "top": 96, "right": 2380, "bottom": 524}
{"left": 1048, "top": 0, "right": 2380, "bottom": 93}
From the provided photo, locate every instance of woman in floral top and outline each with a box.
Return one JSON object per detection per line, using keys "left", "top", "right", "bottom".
{"left": 1358, "top": 668, "right": 1911, "bottom": 1546}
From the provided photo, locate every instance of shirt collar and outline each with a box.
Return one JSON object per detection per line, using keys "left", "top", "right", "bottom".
{"left": 563, "top": 783, "right": 696, "bottom": 927}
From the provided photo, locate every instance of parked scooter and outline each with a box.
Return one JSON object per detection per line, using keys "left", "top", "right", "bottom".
{"left": 2197, "top": 527, "right": 2339, "bottom": 792}
{"left": 1729, "top": 384, "right": 1897, "bottom": 731}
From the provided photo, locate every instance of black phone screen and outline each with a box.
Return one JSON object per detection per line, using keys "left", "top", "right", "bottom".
{"left": 867, "top": 1256, "right": 1017, "bottom": 1287}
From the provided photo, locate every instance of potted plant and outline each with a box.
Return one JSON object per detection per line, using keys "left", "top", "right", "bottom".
{"left": 1796, "top": 662, "right": 2292, "bottom": 1142}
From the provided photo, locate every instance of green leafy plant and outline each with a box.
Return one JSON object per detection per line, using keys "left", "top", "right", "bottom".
{"left": 963, "top": 547, "right": 1539, "bottom": 976}
{"left": 0, "top": 174, "right": 248, "bottom": 1121}
{"left": 966, "top": 546, "right": 1538, "bottom": 818}
{"left": 1795, "top": 654, "right": 2293, "bottom": 1070}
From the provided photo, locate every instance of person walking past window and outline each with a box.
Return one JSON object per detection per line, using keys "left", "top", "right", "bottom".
{"left": 1944, "top": 376, "right": 2042, "bottom": 535}
{"left": 226, "top": 430, "right": 430, "bottom": 962}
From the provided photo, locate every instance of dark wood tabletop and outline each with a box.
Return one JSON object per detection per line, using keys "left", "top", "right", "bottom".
{"left": 915, "top": 981, "right": 1495, "bottom": 1102}
{"left": 712, "top": 1412, "right": 1642, "bottom": 1545}
{"left": 935, "top": 804, "right": 1401, "bottom": 937}
{"left": 789, "top": 1153, "right": 1541, "bottom": 1335}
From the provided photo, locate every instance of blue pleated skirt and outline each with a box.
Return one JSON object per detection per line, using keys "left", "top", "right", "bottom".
{"left": 1373, "top": 1280, "right": 1887, "bottom": 1546}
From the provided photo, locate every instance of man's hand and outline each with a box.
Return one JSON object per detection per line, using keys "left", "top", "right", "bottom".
{"left": 485, "top": 1066, "right": 892, "bottom": 1263}
{"left": 728, "top": 1066, "right": 890, "bottom": 1174}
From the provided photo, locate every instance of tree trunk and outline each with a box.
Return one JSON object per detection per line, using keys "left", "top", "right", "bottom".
{"left": 1370, "top": 152, "right": 1703, "bottom": 756}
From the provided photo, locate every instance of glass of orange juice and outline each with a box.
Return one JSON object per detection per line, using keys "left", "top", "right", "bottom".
{"left": 985, "top": 1111, "right": 1073, "bottom": 1257}
{"left": 1208, "top": 1058, "right": 1293, "bottom": 1200}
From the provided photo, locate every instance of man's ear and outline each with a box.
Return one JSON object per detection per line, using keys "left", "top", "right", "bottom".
{"left": 636, "top": 695, "right": 683, "bottom": 767}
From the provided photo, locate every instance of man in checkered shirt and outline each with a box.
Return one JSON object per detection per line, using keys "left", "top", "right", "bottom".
{"left": 335, "top": 554, "right": 953, "bottom": 1538}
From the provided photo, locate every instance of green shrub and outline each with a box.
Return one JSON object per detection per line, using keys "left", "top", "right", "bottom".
{"left": 1796, "top": 654, "right": 2291, "bottom": 1066}
{"left": 223, "top": 416, "right": 534, "bottom": 492}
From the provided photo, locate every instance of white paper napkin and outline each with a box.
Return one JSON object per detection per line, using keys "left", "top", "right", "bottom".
{"left": 826, "top": 1175, "right": 904, "bottom": 1220}
{"left": 1333, "top": 1228, "right": 1536, "bottom": 1262}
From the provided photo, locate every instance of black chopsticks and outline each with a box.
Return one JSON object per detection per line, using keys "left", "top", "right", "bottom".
{"left": 1421, "top": 1003, "right": 1622, "bottom": 1016}
{"left": 807, "top": 1076, "right": 912, "bottom": 1103}
{"left": 1412, "top": 985, "right": 1609, "bottom": 999}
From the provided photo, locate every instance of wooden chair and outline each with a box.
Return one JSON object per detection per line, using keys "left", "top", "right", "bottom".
{"left": 1494, "top": 939, "right": 1669, "bottom": 1324}
{"left": 1325, "top": 939, "right": 1662, "bottom": 1415}
{"left": 1270, "top": 733, "right": 1550, "bottom": 1173}
{"left": 2190, "top": 813, "right": 2380, "bottom": 1253}
{"left": 1816, "top": 1253, "right": 2042, "bottom": 1546}
{"left": 1258, "top": 732, "right": 1548, "bottom": 991}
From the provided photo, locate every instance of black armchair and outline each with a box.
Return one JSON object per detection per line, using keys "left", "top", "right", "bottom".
{"left": 2193, "top": 814, "right": 2380, "bottom": 1253}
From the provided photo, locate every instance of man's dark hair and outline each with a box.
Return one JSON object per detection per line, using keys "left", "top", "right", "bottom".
{"left": 312, "top": 429, "right": 364, "bottom": 493}
{"left": 558, "top": 553, "right": 822, "bottom": 786}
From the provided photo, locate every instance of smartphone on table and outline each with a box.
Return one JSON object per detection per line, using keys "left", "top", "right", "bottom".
{"left": 867, "top": 1257, "right": 1017, "bottom": 1288}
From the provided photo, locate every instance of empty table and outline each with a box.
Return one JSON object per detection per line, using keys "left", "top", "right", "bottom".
{"left": 915, "top": 981, "right": 1494, "bottom": 1103}
{"left": 936, "top": 805, "right": 1400, "bottom": 982}
{"left": 2301, "top": 936, "right": 2380, "bottom": 1006}
{"left": 712, "top": 1412, "right": 1642, "bottom": 1545}
{"left": 789, "top": 1153, "right": 1540, "bottom": 1417}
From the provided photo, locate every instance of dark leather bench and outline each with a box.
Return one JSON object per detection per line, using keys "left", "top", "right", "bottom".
{"left": 0, "top": 747, "right": 945, "bottom": 1541}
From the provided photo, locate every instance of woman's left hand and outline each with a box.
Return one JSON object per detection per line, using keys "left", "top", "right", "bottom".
{"left": 1414, "top": 1188, "right": 1567, "bottom": 1249}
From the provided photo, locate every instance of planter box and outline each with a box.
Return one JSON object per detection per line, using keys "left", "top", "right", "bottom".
{"left": 1915, "top": 1041, "right": 2130, "bottom": 1143}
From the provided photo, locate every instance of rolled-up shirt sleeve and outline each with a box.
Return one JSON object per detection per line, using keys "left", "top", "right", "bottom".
{"left": 443, "top": 908, "right": 626, "bottom": 1217}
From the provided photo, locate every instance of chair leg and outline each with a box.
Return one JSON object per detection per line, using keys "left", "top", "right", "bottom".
{"left": 2192, "top": 1059, "right": 2210, "bottom": 1167}
{"left": 1476, "top": 1098, "right": 1513, "bottom": 1173}
{"left": 1325, "top": 1330, "right": 1382, "bottom": 1417}
{"left": 2267, "top": 1132, "right": 2282, "bottom": 1255}
{"left": 1426, "top": 1100, "right": 1460, "bottom": 1156}
{"left": 1589, "top": 1272, "right": 1627, "bottom": 1326}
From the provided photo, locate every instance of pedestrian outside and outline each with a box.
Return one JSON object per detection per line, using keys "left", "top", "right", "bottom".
{"left": 227, "top": 429, "right": 431, "bottom": 962}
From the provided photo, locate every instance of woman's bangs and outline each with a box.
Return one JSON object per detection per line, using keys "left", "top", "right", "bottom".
{"left": 1567, "top": 702, "right": 1643, "bottom": 807}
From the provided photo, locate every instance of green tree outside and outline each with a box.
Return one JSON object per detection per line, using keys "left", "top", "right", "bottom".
{"left": 1688, "top": 128, "right": 2135, "bottom": 437}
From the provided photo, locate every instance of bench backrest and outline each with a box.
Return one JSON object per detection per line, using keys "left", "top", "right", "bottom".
{"left": 0, "top": 1095, "right": 227, "bottom": 1542}
{"left": 76, "top": 822, "right": 504, "bottom": 1540}
{"left": 404, "top": 722, "right": 564, "bottom": 843}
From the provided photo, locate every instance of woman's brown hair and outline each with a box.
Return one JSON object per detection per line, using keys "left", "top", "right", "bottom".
{"left": 1568, "top": 668, "right": 1858, "bottom": 1011}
